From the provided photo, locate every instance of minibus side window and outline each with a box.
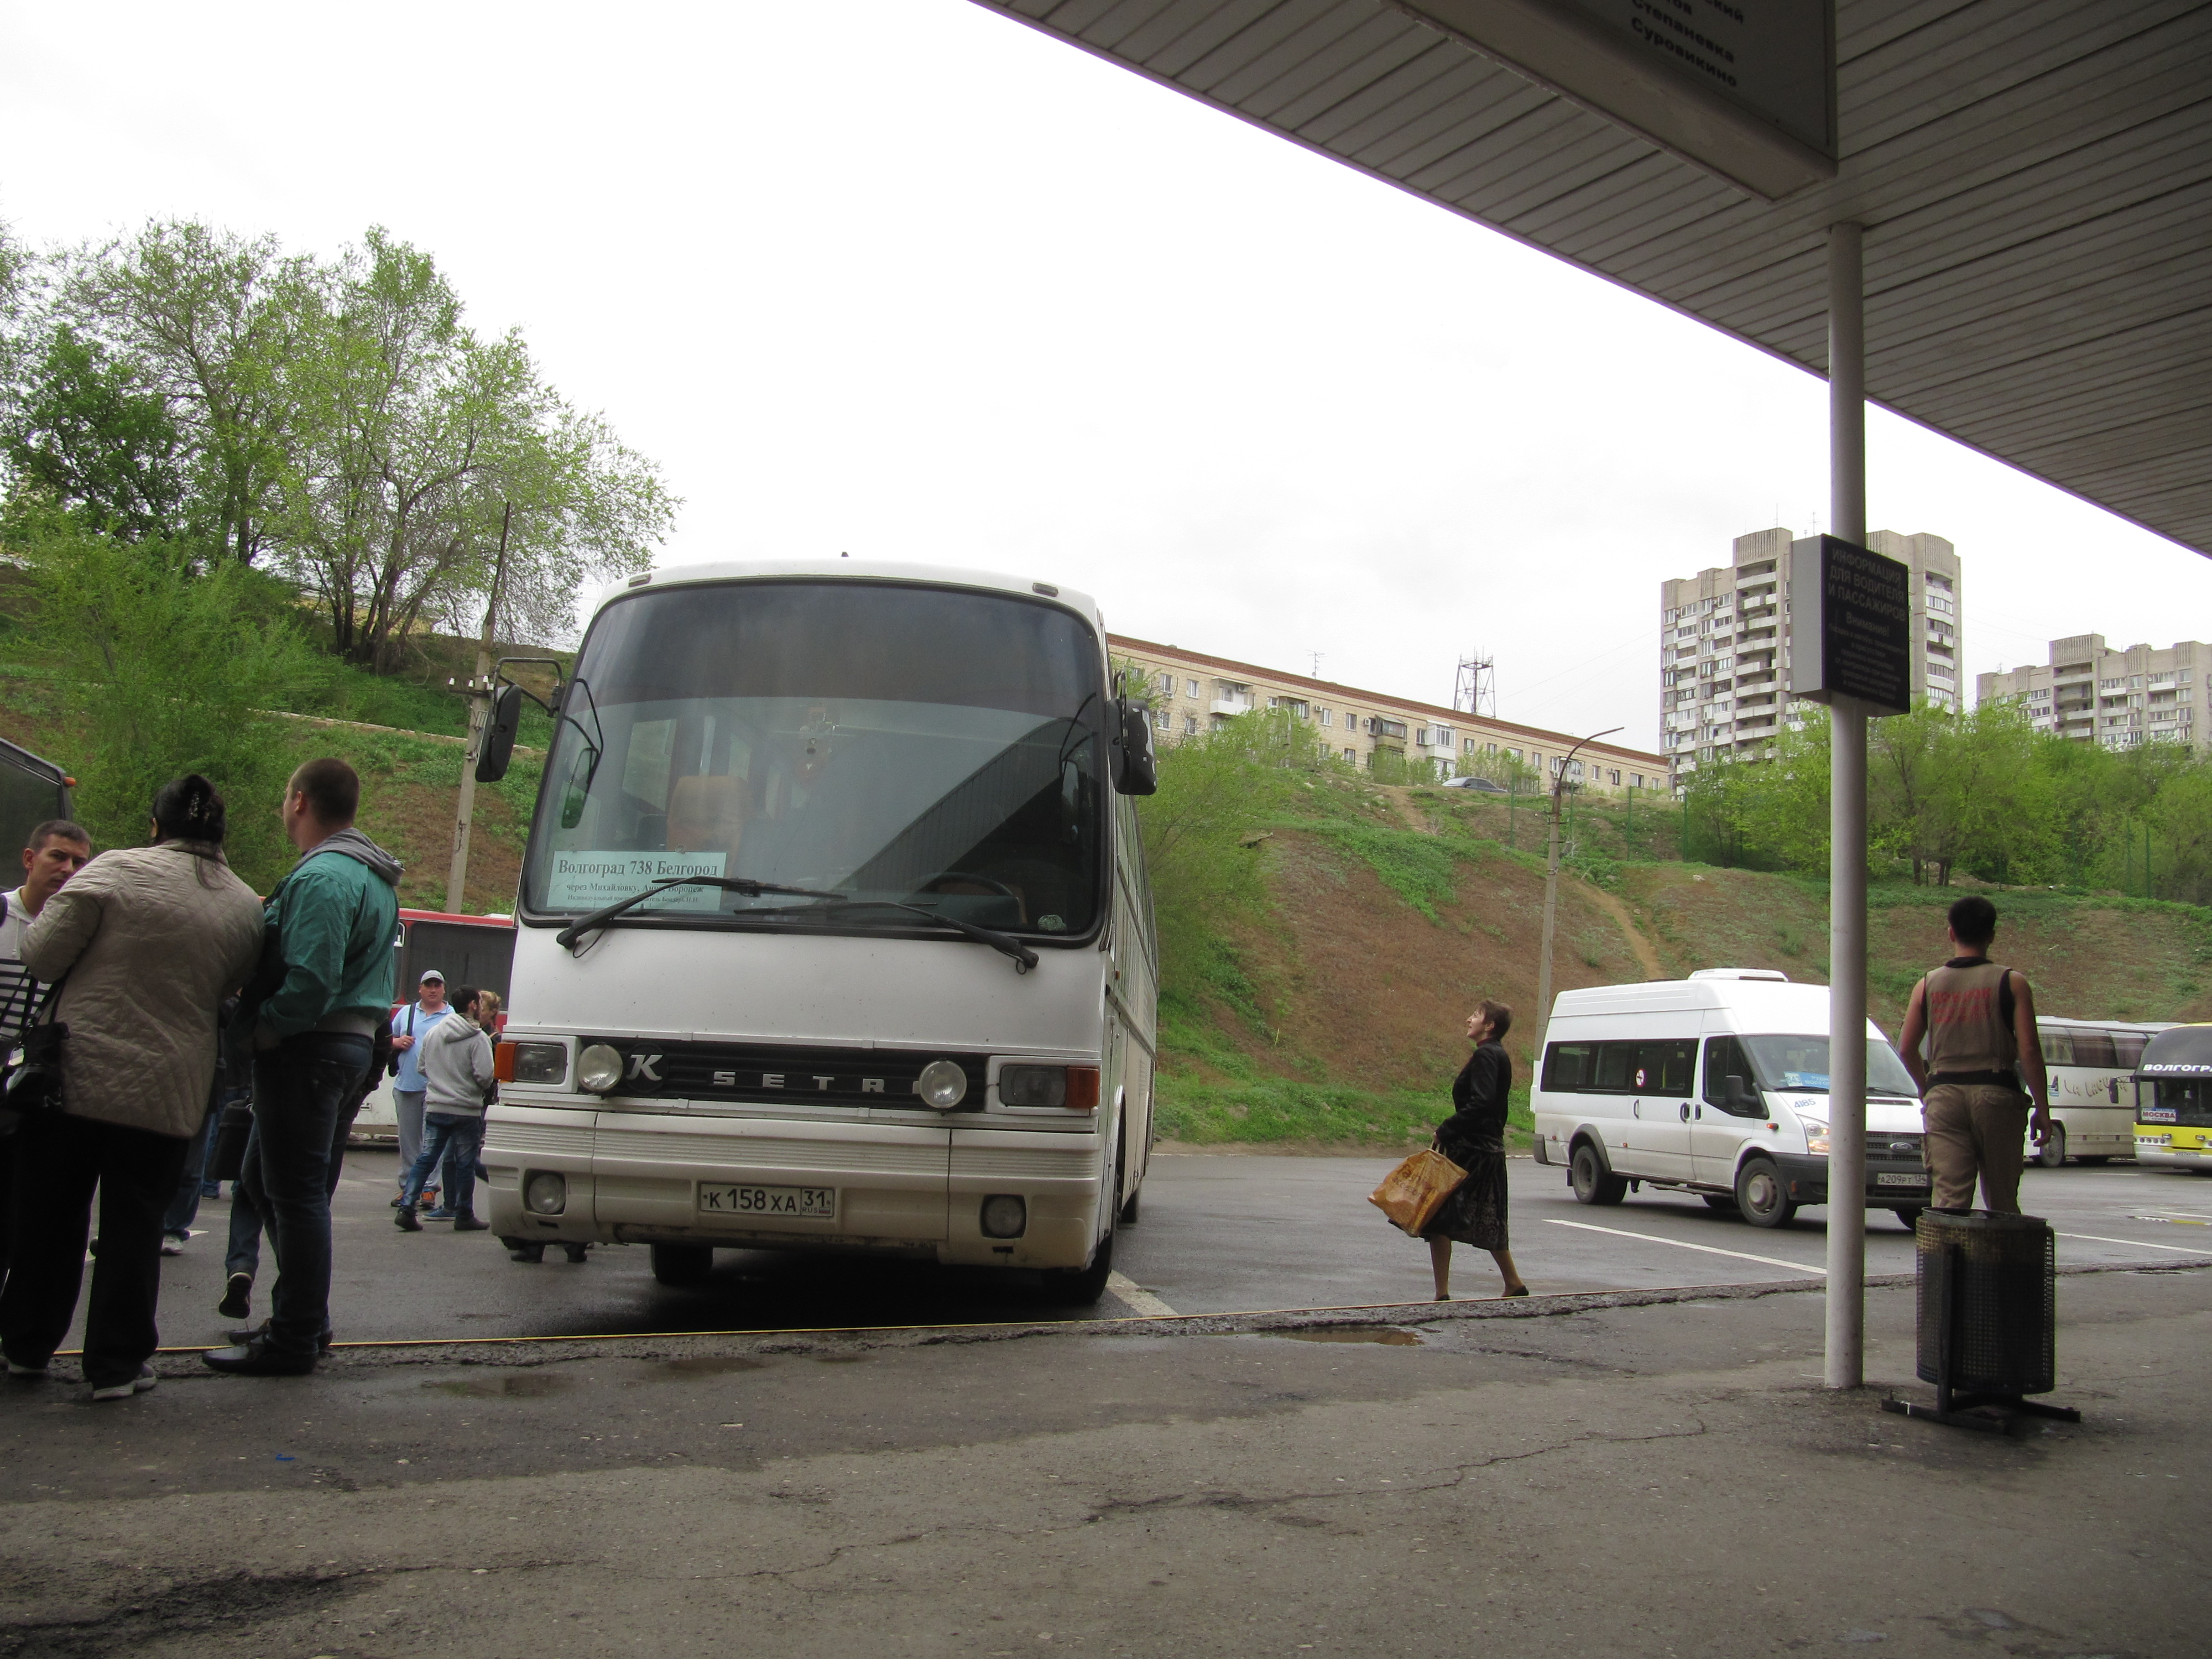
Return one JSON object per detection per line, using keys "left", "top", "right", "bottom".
{"left": 1588, "top": 1039, "right": 1694, "bottom": 1094}
{"left": 1542, "top": 1043, "right": 1595, "bottom": 1092}
{"left": 2070, "top": 1031, "right": 2117, "bottom": 1068}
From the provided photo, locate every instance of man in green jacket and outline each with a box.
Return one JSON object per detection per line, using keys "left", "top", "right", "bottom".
{"left": 205, "top": 758, "right": 401, "bottom": 1377}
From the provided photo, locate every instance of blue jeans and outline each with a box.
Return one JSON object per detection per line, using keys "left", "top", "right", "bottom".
{"left": 162, "top": 1108, "right": 219, "bottom": 1240}
{"left": 247, "top": 1033, "right": 372, "bottom": 1360}
{"left": 401, "top": 1114, "right": 482, "bottom": 1218}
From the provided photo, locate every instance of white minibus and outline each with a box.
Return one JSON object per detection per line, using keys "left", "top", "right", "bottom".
{"left": 1531, "top": 969, "right": 1929, "bottom": 1230}
{"left": 473, "top": 561, "right": 1160, "bottom": 1301}
{"left": 2030, "top": 1017, "right": 2168, "bottom": 1167}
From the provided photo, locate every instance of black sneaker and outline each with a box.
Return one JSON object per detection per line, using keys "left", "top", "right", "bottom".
{"left": 394, "top": 1207, "right": 422, "bottom": 1233}
{"left": 217, "top": 1273, "right": 252, "bottom": 1321}
{"left": 452, "top": 1215, "right": 489, "bottom": 1233}
{"left": 225, "top": 1320, "right": 333, "bottom": 1355}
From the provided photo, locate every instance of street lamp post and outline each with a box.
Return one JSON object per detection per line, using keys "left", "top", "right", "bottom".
{"left": 1533, "top": 727, "right": 1624, "bottom": 1061}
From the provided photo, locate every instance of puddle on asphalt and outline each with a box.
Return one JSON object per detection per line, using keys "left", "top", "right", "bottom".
{"left": 1271, "top": 1327, "right": 1425, "bottom": 1347}
{"left": 424, "top": 1373, "right": 575, "bottom": 1399}
{"left": 644, "top": 1356, "right": 766, "bottom": 1379}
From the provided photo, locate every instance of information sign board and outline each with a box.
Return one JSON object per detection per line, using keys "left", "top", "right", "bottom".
{"left": 1788, "top": 535, "right": 1912, "bottom": 716}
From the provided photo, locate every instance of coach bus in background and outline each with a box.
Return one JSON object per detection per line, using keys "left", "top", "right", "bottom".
{"left": 2031, "top": 1016, "right": 2171, "bottom": 1167}
{"left": 0, "top": 739, "right": 73, "bottom": 860}
{"left": 472, "top": 560, "right": 1159, "bottom": 1302}
{"left": 2133, "top": 1024, "right": 2212, "bottom": 1171}
{"left": 352, "top": 909, "right": 517, "bottom": 1142}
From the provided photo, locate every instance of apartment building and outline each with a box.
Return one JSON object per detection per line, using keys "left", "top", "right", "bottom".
{"left": 1108, "top": 635, "right": 1664, "bottom": 796}
{"left": 1978, "top": 635, "right": 2206, "bottom": 754}
{"left": 1658, "top": 527, "right": 1963, "bottom": 784}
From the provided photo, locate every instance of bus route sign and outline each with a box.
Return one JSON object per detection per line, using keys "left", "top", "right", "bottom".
{"left": 1788, "top": 535, "right": 1912, "bottom": 716}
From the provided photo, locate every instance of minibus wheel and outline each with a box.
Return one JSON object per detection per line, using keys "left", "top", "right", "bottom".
{"left": 2036, "top": 1124, "right": 2067, "bottom": 1168}
{"left": 1041, "top": 1232, "right": 1114, "bottom": 1305}
{"left": 1569, "top": 1142, "right": 1627, "bottom": 1206}
{"left": 1733, "top": 1158, "right": 1796, "bottom": 1229}
{"left": 650, "top": 1243, "right": 715, "bottom": 1287}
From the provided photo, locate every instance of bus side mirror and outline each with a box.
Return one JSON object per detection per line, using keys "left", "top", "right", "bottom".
{"left": 1724, "top": 1074, "right": 1762, "bottom": 1116}
{"left": 1113, "top": 699, "right": 1158, "bottom": 796}
{"left": 476, "top": 685, "right": 524, "bottom": 784}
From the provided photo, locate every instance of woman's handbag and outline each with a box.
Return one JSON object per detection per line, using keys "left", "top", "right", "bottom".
{"left": 0, "top": 977, "right": 70, "bottom": 1126}
{"left": 1369, "top": 1146, "right": 1469, "bottom": 1236}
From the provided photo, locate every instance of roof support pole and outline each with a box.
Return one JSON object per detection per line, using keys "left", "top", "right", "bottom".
{"left": 1825, "top": 220, "right": 1869, "bottom": 1390}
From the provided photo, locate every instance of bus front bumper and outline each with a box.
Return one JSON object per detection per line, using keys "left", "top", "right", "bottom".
{"left": 482, "top": 1104, "right": 1107, "bottom": 1270}
{"left": 2136, "top": 1132, "right": 2211, "bottom": 1167}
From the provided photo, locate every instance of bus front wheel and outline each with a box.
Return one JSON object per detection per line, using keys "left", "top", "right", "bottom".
{"left": 650, "top": 1243, "right": 714, "bottom": 1287}
{"left": 1041, "top": 1232, "right": 1114, "bottom": 1305}
{"left": 1734, "top": 1159, "right": 1797, "bottom": 1229}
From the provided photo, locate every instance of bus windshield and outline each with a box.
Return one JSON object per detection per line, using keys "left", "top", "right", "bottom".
{"left": 521, "top": 581, "right": 1109, "bottom": 940}
{"left": 1740, "top": 1035, "right": 1922, "bottom": 1098}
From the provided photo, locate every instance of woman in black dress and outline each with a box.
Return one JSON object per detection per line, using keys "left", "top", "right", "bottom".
{"left": 1422, "top": 999, "right": 1528, "bottom": 1301}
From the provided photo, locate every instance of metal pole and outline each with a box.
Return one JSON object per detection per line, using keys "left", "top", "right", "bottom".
{"left": 447, "top": 503, "right": 512, "bottom": 913}
{"left": 1825, "top": 221, "right": 1869, "bottom": 1391}
{"left": 1533, "top": 729, "right": 1622, "bottom": 1058}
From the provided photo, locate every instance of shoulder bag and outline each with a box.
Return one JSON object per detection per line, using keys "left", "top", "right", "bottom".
{"left": 0, "top": 974, "right": 71, "bottom": 1127}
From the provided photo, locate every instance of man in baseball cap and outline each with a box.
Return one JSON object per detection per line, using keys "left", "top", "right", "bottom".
{"left": 386, "top": 971, "right": 453, "bottom": 1211}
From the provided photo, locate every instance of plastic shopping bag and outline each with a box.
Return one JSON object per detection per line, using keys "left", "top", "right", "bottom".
{"left": 1368, "top": 1146, "right": 1468, "bottom": 1237}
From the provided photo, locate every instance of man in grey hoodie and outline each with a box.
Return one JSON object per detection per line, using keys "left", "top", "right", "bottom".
{"left": 205, "top": 759, "right": 402, "bottom": 1377}
{"left": 394, "top": 984, "right": 494, "bottom": 1232}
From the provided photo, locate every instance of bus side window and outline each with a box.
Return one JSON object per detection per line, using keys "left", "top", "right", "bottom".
{"left": 2070, "top": 1031, "right": 2117, "bottom": 1068}
{"left": 2039, "top": 1030, "right": 2073, "bottom": 1066}
{"left": 2111, "top": 1032, "right": 2148, "bottom": 1068}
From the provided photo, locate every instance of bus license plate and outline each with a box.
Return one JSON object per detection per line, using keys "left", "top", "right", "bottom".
{"left": 697, "top": 1183, "right": 837, "bottom": 1220}
{"left": 1876, "top": 1172, "right": 1928, "bottom": 1188}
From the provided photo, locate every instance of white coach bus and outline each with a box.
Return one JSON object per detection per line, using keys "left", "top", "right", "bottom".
{"left": 2030, "top": 1016, "right": 2168, "bottom": 1167}
{"left": 472, "top": 561, "right": 1160, "bottom": 1301}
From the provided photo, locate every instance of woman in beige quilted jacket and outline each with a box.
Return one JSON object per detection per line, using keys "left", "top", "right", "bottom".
{"left": 1, "top": 775, "right": 263, "bottom": 1400}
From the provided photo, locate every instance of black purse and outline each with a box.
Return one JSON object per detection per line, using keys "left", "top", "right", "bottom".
{"left": 1, "top": 975, "right": 70, "bottom": 1124}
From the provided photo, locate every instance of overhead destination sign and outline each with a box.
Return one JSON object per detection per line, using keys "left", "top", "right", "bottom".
{"left": 1788, "top": 535, "right": 1912, "bottom": 717}
{"left": 1399, "top": 0, "right": 1836, "bottom": 199}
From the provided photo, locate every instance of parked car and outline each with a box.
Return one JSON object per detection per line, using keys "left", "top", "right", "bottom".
{"left": 1441, "top": 775, "right": 1511, "bottom": 794}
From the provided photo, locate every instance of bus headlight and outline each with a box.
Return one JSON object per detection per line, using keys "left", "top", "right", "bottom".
{"left": 979, "top": 1194, "right": 1026, "bottom": 1238}
{"left": 918, "top": 1059, "right": 968, "bottom": 1109}
{"left": 524, "top": 1172, "right": 568, "bottom": 1215}
{"left": 999, "top": 1065, "right": 1067, "bottom": 1107}
{"left": 577, "top": 1044, "right": 624, "bottom": 1094}
{"left": 508, "top": 1042, "right": 568, "bottom": 1086}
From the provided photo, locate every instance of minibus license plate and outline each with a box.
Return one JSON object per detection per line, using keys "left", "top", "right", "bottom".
{"left": 698, "top": 1183, "right": 836, "bottom": 1219}
{"left": 1875, "top": 1172, "right": 1928, "bottom": 1188}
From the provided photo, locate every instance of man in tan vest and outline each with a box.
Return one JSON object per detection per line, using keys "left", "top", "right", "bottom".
{"left": 1897, "top": 895, "right": 2052, "bottom": 1213}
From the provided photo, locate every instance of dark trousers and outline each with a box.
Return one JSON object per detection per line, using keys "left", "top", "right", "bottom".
{"left": 250, "top": 1033, "right": 371, "bottom": 1360}
{"left": 227, "top": 1097, "right": 362, "bottom": 1284}
{"left": 0, "top": 1112, "right": 190, "bottom": 1386}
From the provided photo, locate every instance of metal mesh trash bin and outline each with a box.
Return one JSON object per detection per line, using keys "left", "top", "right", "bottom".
{"left": 1884, "top": 1210, "right": 2076, "bottom": 1433}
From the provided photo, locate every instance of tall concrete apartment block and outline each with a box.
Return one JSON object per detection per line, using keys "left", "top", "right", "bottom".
{"left": 1658, "top": 528, "right": 1963, "bottom": 783}
{"left": 1978, "top": 635, "right": 2207, "bottom": 754}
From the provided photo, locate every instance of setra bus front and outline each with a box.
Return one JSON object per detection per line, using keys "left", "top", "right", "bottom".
{"left": 2133, "top": 1023, "right": 2212, "bottom": 1168}
{"left": 480, "top": 561, "right": 1159, "bottom": 1300}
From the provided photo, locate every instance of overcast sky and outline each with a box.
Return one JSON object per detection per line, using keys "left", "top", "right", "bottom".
{"left": 5, "top": 0, "right": 2206, "bottom": 753}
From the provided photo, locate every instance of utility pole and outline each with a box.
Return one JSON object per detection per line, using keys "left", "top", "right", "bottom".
{"left": 1533, "top": 727, "right": 1623, "bottom": 1058}
{"left": 446, "top": 503, "right": 511, "bottom": 914}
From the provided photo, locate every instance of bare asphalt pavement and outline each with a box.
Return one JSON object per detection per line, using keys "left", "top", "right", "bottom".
{"left": 2, "top": 1152, "right": 2209, "bottom": 1658}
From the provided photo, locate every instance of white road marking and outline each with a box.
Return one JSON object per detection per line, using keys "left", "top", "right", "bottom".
{"left": 1545, "top": 1218, "right": 1827, "bottom": 1275}
{"left": 2056, "top": 1230, "right": 2212, "bottom": 1256}
{"left": 1105, "top": 1271, "right": 1177, "bottom": 1317}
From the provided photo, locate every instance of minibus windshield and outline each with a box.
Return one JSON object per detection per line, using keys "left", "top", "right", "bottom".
{"left": 1740, "top": 1035, "right": 1921, "bottom": 1098}
{"left": 521, "top": 581, "right": 1108, "bottom": 939}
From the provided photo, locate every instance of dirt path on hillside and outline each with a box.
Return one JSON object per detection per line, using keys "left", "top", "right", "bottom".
{"left": 1579, "top": 881, "right": 1667, "bottom": 980}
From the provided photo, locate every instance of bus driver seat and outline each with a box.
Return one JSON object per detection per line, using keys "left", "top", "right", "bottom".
{"left": 665, "top": 774, "right": 749, "bottom": 862}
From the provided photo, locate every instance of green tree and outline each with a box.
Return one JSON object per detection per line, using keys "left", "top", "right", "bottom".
{"left": 2, "top": 325, "right": 191, "bottom": 542}
{"left": 268, "top": 228, "right": 674, "bottom": 666}
{"left": 16, "top": 526, "right": 330, "bottom": 889}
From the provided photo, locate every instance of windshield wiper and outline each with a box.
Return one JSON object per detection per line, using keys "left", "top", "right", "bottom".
{"left": 554, "top": 876, "right": 1040, "bottom": 973}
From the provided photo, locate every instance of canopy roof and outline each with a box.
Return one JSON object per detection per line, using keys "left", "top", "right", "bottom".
{"left": 978, "top": 1, "right": 2212, "bottom": 557}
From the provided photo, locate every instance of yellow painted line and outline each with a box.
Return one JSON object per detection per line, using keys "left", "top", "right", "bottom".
{"left": 1545, "top": 1217, "right": 1826, "bottom": 1275}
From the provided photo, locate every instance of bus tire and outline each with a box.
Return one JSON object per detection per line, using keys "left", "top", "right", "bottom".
{"left": 1734, "top": 1158, "right": 1796, "bottom": 1229}
{"left": 650, "top": 1243, "right": 714, "bottom": 1287}
{"left": 1119, "top": 1186, "right": 1141, "bottom": 1225}
{"left": 2036, "top": 1124, "right": 2067, "bottom": 1168}
{"left": 1042, "top": 1232, "right": 1114, "bottom": 1305}
{"left": 1570, "top": 1141, "right": 1627, "bottom": 1207}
